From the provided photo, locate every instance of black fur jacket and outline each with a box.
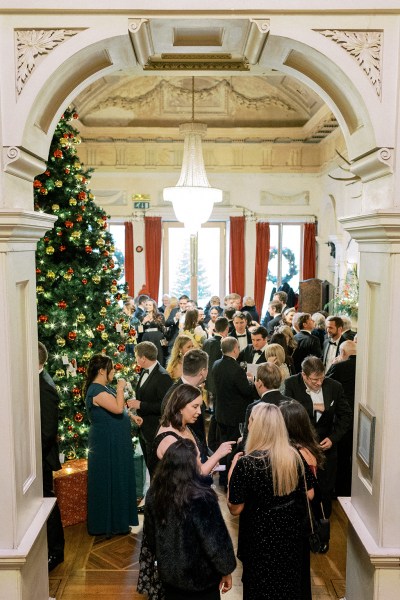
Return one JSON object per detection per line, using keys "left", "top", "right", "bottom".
{"left": 144, "top": 490, "right": 236, "bottom": 593}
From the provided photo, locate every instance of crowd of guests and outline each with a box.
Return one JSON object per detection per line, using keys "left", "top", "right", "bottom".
{"left": 41, "top": 288, "right": 357, "bottom": 598}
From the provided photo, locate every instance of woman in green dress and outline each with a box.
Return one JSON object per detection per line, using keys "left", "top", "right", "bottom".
{"left": 84, "top": 354, "right": 138, "bottom": 537}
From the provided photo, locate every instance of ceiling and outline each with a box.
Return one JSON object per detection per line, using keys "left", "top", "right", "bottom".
{"left": 73, "top": 16, "right": 339, "bottom": 146}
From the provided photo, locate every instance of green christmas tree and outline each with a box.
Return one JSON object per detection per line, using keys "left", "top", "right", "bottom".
{"left": 34, "top": 107, "right": 138, "bottom": 460}
{"left": 171, "top": 238, "right": 211, "bottom": 300}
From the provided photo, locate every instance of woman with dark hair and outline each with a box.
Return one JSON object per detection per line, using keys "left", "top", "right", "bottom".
{"left": 280, "top": 400, "right": 325, "bottom": 600}
{"left": 149, "top": 383, "right": 234, "bottom": 477}
{"left": 183, "top": 308, "right": 207, "bottom": 347}
{"left": 227, "top": 402, "right": 314, "bottom": 600}
{"left": 142, "top": 298, "right": 166, "bottom": 364}
{"left": 84, "top": 354, "right": 138, "bottom": 537}
{"left": 141, "top": 438, "right": 236, "bottom": 600}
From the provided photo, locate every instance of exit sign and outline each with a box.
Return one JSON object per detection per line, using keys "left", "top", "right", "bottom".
{"left": 133, "top": 201, "right": 150, "bottom": 209}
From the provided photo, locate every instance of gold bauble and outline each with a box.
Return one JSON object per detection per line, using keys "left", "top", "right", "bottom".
{"left": 82, "top": 352, "right": 92, "bottom": 361}
{"left": 110, "top": 285, "right": 118, "bottom": 294}
{"left": 63, "top": 273, "right": 72, "bottom": 281}
{"left": 54, "top": 369, "right": 65, "bottom": 379}
{"left": 56, "top": 337, "right": 66, "bottom": 347}
{"left": 122, "top": 322, "right": 129, "bottom": 331}
{"left": 69, "top": 198, "right": 77, "bottom": 206}
{"left": 46, "top": 270, "right": 56, "bottom": 280}
{"left": 55, "top": 180, "right": 63, "bottom": 187}
{"left": 77, "top": 313, "right": 86, "bottom": 323}
{"left": 52, "top": 204, "right": 60, "bottom": 212}
{"left": 71, "top": 231, "right": 81, "bottom": 239}
{"left": 99, "top": 307, "right": 107, "bottom": 316}
{"left": 46, "top": 246, "right": 55, "bottom": 255}
{"left": 74, "top": 162, "right": 81, "bottom": 169}
{"left": 36, "top": 285, "right": 44, "bottom": 294}
{"left": 92, "top": 275, "right": 101, "bottom": 284}
{"left": 96, "top": 238, "right": 105, "bottom": 247}
{"left": 101, "top": 332, "right": 109, "bottom": 341}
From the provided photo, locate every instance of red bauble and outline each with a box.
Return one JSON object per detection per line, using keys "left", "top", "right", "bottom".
{"left": 78, "top": 191, "right": 87, "bottom": 200}
{"left": 114, "top": 363, "right": 123, "bottom": 371}
{"left": 76, "top": 215, "right": 83, "bottom": 222}
{"left": 53, "top": 149, "right": 63, "bottom": 158}
{"left": 57, "top": 230, "right": 63, "bottom": 236}
{"left": 65, "top": 220, "right": 73, "bottom": 229}
{"left": 68, "top": 331, "right": 77, "bottom": 341}
{"left": 129, "top": 328, "right": 137, "bottom": 337}
{"left": 85, "top": 246, "right": 92, "bottom": 254}
{"left": 36, "top": 267, "right": 41, "bottom": 274}
{"left": 43, "top": 237, "right": 49, "bottom": 242}
{"left": 58, "top": 300, "right": 67, "bottom": 309}
{"left": 77, "top": 366, "right": 86, "bottom": 374}
{"left": 72, "top": 387, "right": 81, "bottom": 396}
{"left": 64, "top": 168, "right": 70, "bottom": 174}
{"left": 102, "top": 250, "right": 109, "bottom": 257}
{"left": 73, "top": 433, "right": 79, "bottom": 439}
{"left": 74, "top": 412, "right": 84, "bottom": 423}
{"left": 68, "top": 425, "right": 73, "bottom": 431}
{"left": 105, "top": 298, "right": 111, "bottom": 305}
{"left": 38, "top": 314, "right": 48, "bottom": 323}
{"left": 33, "top": 179, "right": 42, "bottom": 188}
{"left": 115, "top": 294, "right": 122, "bottom": 300}
{"left": 88, "top": 342, "right": 93, "bottom": 348}
{"left": 67, "top": 267, "right": 74, "bottom": 274}
{"left": 81, "top": 278, "right": 88, "bottom": 284}
{"left": 81, "top": 204, "right": 86, "bottom": 211}
{"left": 96, "top": 323, "right": 105, "bottom": 332}
{"left": 117, "top": 344, "right": 126, "bottom": 352}
{"left": 112, "top": 279, "right": 117, "bottom": 285}
{"left": 73, "top": 113, "right": 79, "bottom": 119}
{"left": 135, "top": 365, "right": 142, "bottom": 373}
{"left": 102, "top": 265, "right": 108, "bottom": 271}
{"left": 45, "top": 170, "right": 50, "bottom": 176}
{"left": 109, "top": 261, "right": 115, "bottom": 269}
{"left": 60, "top": 245, "right": 66, "bottom": 251}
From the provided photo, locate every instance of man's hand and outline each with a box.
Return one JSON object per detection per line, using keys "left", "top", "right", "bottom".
{"left": 320, "top": 437, "right": 333, "bottom": 450}
{"left": 127, "top": 398, "right": 141, "bottom": 410}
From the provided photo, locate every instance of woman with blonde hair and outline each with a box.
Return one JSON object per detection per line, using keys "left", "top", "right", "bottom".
{"left": 183, "top": 308, "right": 207, "bottom": 348}
{"left": 166, "top": 334, "right": 194, "bottom": 380}
{"left": 277, "top": 324, "right": 297, "bottom": 356}
{"left": 264, "top": 343, "right": 290, "bottom": 391}
{"left": 228, "top": 402, "right": 314, "bottom": 600}
{"left": 164, "top": 296, "right": 178, "bottom": 321}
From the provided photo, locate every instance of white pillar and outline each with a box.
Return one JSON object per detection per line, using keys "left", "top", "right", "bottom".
{"left": 339, "top": 210, "right": 400, "bottom": 600}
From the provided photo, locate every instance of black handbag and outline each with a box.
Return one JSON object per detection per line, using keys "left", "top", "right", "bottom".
{"left": 303, "top": 469, "right": 330, "bottom": 553}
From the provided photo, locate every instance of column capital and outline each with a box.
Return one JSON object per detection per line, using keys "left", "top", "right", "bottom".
{"left": 350, "top": 148, "right": 393, "bottom": 183}
{"left": 0, "top": 210, "right": 57, "bottom": 251}
{"left": 339, "top": 210, "right": 400, "bottom": 251}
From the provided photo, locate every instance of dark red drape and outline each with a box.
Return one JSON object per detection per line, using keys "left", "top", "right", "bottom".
{"left": 303, "top": 222, "right": 316, "bottom": 280}
{"left": 254, "top": 222, "right": 270, "bottom": 317}
{"left": 124, "top": 221, "right": 134, "bottom": 294}
{"left": 229, "top": 216, "right": 245, "bottom": 297}
{"left": 144, "top": 217, "right": 162, "bottom": 301}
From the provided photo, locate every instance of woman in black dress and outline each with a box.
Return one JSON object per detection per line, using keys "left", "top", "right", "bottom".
{"left": 141, "top": 438, "right": 236, "bottom": 600}
{"left": 228, "top": 402, "right": 314, "bottom": 600}
{"left": 142, "top": 298, "right": 166, "bottom": 364}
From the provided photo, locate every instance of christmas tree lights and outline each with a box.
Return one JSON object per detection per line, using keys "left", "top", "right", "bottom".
{"left": 35, "top": 107, "right": 139, "bottom": 460}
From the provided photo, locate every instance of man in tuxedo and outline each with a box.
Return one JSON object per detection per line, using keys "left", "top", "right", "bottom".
{"left": 323, "top": 316, "right": 345, "bottom": 372}
{"left": 266, "top": 300, "right": 284, "bottom": 337}
{"left": 165, "top": 294, "right": 189, "bottom": 347}
{"left": 241, "top": 362, "right": 294, "bottom": 446}
{"left": 38, "top": 342, "right": 65, "bottom": 571}
{"left": 261, "top": 290, "right": 287, "bottom": 328}
{"left": 212, "top": 337, "right": 255, "bottom": 486}
{"left": 134, "top": 294, "right": 149, "bottom": 342}
{"left": 129, "top": 341, "right": 172, "bottom": 467}
{"left": 162, "top": 348, "right": 209, "bottom": 445}
{"left": 292, "top": 313, "right": 322, "bottom": 373}
{"left": 340, "top": 315, "right": 356, "bottom": 341}
{"left": 231, "top": 311, "right": 252, "bottom": 351}
{"left": 284, "top": 356, "right": 352, "bottom": 516}
{"left": 326, "top": 340, "right": 357, "bottom": 496}
{"left": 238, "top": 325, "right": 269, "bottom": 365}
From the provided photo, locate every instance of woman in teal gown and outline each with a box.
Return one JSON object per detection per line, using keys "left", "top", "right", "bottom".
{"left": 85, "top": 354, "right": 138, "bottom": 536}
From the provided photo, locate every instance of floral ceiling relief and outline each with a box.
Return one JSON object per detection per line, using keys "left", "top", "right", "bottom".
{"left": 15, "top": 29, "right": 81, "bottom": 95}
{"left": 316, "top": 30, "right": 382, "bottom": 98}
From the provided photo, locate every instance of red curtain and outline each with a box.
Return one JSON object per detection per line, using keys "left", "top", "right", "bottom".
{"left": 124, "top": 221, "right": 134, "bottom": 294}
{"left": 144, "top": 217, "right": 162, "bottom": 301}
{"left": 229, "top": 216, "right": 245, "bottom": 297}
{"left": 254, "top": 222, "right": 270, "bottom": 317}
{"left": 303, "top": 222, "right": 316, "bottom": 280}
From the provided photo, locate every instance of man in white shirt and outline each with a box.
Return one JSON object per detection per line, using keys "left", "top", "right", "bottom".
{"left": 323, "top": 316, "right": 345, "bottom": 372}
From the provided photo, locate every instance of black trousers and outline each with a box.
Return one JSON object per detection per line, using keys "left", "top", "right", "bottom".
{"left": 317, "top": 446, "right": 338, "bottom": 518}
{"left": 43, "top": 465, "right": 65, "bottom": 558}
{"left": 215, "top": 422, "right": 240, "bottom": 486}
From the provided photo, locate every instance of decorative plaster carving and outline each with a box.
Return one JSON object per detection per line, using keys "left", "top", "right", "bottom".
{"left": 128, "top": 18, "right": 149, "bottom": 34}
{"left": 316, "top": 30, "right": 382, "bottom": 97}
{"left": 3, "top": 146, "right": 46, "bottom": 181}
{"left": 15, "top": 28, "right": 80, "bottom": 94}
{"left": 91, "top": 190, "right": 127, "bottom": 207}
{"left": 260, "top": 191, "right": 310, "bottom": 206}
{"left": 143, "top": 57, "right": 249, "bottom": 71}
{"left": 249, "top": 19, "right": 270, "bottom": 34}
{"left": 350, "top": 147, "right": 393, "bottom": 182}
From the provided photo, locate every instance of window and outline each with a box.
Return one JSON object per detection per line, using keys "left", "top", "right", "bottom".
{"left": 261, "top": 223, "right": 302, "bottom": 317}
{"left": 163, "top": 222, "right": 226, "bottom": 306}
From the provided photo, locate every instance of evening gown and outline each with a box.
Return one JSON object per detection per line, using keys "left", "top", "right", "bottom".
{"left": 229, "top": 452, "right": 312, "bottom": 600}
{"left": 86, "top": 383, "right": 138, "bottom": 535}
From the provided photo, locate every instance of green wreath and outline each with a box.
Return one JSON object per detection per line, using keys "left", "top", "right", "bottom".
{"left": 267, "top": 247, "right": 298, "bottom": 286}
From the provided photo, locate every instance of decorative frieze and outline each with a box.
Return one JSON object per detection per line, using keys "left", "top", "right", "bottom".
{"left": 15, "top": 28, "right": 81, "bottom": 95}
{"left": 316, "top": 30, "right": 382, "bottom": 98}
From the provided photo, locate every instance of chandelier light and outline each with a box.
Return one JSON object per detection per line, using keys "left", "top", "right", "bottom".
{"left": 163, "top": 77, "right": 223, "bottom": 233}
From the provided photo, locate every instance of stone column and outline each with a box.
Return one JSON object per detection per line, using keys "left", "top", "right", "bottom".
{"left": 339, "top": 209, "right": 400, "bottom": 600}
{"left": 0, "top": 196, "right": 57, "bottom": 600}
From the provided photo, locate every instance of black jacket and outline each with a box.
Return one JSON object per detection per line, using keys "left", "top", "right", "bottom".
{"left": 145, "top": 489, "right": 236, "bottom": 593}
{"left": 136, "top": 363, "right": 173, "bottom": 444}
{"left": 242, "top": 390, "right": 295, "bottom": 446}
{"left": 326, "top": 355, "right": 356, "bottom": 410}
{"left": 292, "top": 330, "right": 322, "bottom": 373}
{"left": 203, "top": 335, "right": 223, "bottom": 394}
{"left": 212, "top": 355, "right": 255, "bottom": 426}
{"left": 39, "top": 370, "right": 62, "bottom": 472}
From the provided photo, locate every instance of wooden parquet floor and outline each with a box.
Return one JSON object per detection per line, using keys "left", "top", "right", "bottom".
{"left": 49, "top": 493, "right": 347, "bottom": 600}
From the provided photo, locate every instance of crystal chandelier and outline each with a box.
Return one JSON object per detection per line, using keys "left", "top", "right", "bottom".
{"left": 163, "top": 78, "right": 223, "bottom": 233}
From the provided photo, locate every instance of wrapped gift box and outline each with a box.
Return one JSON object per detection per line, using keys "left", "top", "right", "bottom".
{"left": 54, "top": 458, "right": 87, "bottom": 527}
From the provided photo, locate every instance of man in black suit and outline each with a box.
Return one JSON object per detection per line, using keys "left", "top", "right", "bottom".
{"left": 162, "top": 348, "right": 208, "bottom": 445}
{"left": 38, "top": 342, "right": 65, "bottom": 571}
{"left": 323, "top": 315, "right": 345, "bottom": 372}
{"left": 212, "top": 337, "right": 255, "bottom": 485}
{"left": 165, "top": 294, "right": 189, "bottom": 348}
{"left": 241, "top": 362, "right": 294, "bottom": 446}
{"left": 231, "top": 311, "right": 252, "bottom": 352}
{"left": 128, "top": 341, "right": 172, "bottom": 467}
{"left": 340, "top": 315, "right": 357, "bottom": 341}
{"left": 266, "top": 300, "right": 283, "bottom": 337}
{"left": 292, "top": 313, "right": 322, "bottom": 373}
{"left": 203, "top": 317, "right": 229, "bottom": 450}
{"left": 326, "top": 340, "right": 357, "bottom": 496}
{"left": 284, "top": 356, "right": 352, "bottom": 516}
{"left": 238, "top": 325, "right": 269, "bottom": 365}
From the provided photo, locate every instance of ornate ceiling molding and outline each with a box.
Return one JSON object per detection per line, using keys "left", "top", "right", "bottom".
{"left": 15, "top": 28, "right": 81, "bottom": 95}
{"left": 316, "top": 30, "right": 382, "bottom": 98}
{"left": 143, "top": 54, "right": 249, "bottom": 71}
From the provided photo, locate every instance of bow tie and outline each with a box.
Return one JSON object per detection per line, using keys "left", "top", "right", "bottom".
{"left": 328, "top": 341, "right": 337, "bottom": 346}
{"left": 254, "top": 351, "right": 262, "bottom": 356}
{"left": 141, "top": 368, "right": 149, "bottom": 375}
{"left": 237, "top": 334, "right": 247, "bottom": 338}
